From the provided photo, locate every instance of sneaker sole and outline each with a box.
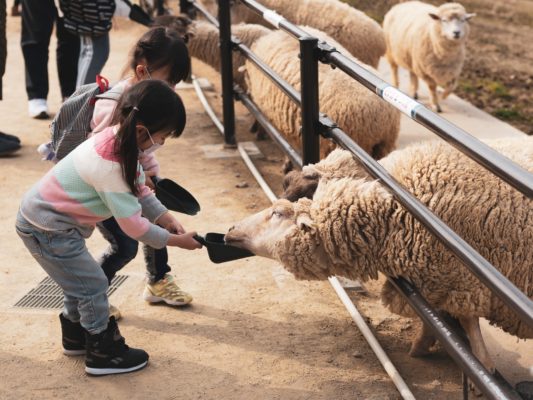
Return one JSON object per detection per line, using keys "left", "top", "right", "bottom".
{"left": 30, "top": 111, "right": 49, "bottom": 120}
{"left": 85, "top": 360, "right": 148, "bottom": 376}
{"left": 63, "top": 348, "right": 86, "bottom": 356}
{"left": 143, "top": 294, "right": 191, "bottom": 306}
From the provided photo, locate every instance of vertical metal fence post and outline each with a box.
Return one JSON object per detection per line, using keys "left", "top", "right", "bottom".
{"left": 155, "top": 0, "right": 165, "bottom": 16}
{"left": 218, "top": 0, "right": 237, "bottom": 146}
{"left": 299, "top": 36, "right": 320, "bottom": 165}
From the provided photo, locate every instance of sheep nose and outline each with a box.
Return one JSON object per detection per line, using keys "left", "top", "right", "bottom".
{"left": 453, "top": 31, "right": 461, "bottom": 38}
{"left": 228, "top": 225, "right": 235, "bottom": 232}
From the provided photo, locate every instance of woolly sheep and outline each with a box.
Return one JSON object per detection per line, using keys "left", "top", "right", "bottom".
{"left": 157, "top": 17, "right": 270, "bottom": 89}
{"left": 225, "top": 138, "right": 533, "bottom": 372}
{"left": 245, "top": 26, "right": 400, "bottom": 159}
{"left": 199, "top": 0, "right": 386, "bottom": 68}
{"left": 383, "top": 1, "right": 475, "bottom": 112}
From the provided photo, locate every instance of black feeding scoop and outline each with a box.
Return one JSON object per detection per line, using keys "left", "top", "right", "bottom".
{"left": 152, "top": 176, "right": 200, "bottom": 216}
{"left": 194, "top": 233, "right": 254, "bottom": 264}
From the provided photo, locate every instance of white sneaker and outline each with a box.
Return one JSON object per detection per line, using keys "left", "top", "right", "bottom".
{"left": 28, "top": 99, "right": 49, "bottom": 119}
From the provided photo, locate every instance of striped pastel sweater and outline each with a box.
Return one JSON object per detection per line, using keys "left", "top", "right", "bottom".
{"left": 20, "top": 127, "right": 170, "bottom": 249}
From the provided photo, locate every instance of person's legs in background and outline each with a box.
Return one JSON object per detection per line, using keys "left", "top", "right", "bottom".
{"left": 76, "top": 33, "right": 109, "bottom": 87}
{"left": 143, "top": 245, "right": 193, "bottom": 306}
{"left": 20, "top": 0, "right": 55, "bottom": 118}
{"left": 55, "top": 16, "right": 79, "bottom": 100}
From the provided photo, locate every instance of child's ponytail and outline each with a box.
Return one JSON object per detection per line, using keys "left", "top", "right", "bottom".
{"left": 115, "top": 106, "right": 141, "bottom": 195}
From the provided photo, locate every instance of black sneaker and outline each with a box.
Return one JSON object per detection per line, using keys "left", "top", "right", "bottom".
{"left": 59, "top": 313, "right": 86, "bottom": 356}
{"left": 85, "top": 316, "right": 149, "bottom": 376}
{"left": 0, "top": 137, "right": 21, "bottom": 156}
{"left": 0, "top": 132, "right": 21, "bottom": 143}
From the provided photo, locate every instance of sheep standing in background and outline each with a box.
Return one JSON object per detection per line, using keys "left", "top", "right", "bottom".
{"left": 383, "top": 1, "right": 475, "bottom": 112}
{"left": 225, "top": 137, "right": 533, "bottom": 372}
{"left": 199, "top": 0, "right": 386, "bottom": 68}
{"left": 246, "top": 26, "right": 400, "bottom": 159}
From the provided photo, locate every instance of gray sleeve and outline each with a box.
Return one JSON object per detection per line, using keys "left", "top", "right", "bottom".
{"left": 136, "top": 224, "right": 170, "bottom": 249}
{"left": 139, "top": 193, "right": 168, "bottom": 223}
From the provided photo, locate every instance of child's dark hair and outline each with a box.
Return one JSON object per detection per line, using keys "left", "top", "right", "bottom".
{"left": 112, "top": 80, "right": 186, "bottom": 195}
{"left": 130, "top": 26, "right": 191, "bottom": 85}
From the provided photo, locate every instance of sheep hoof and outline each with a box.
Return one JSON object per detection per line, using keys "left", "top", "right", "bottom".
{"left": 409, "top": 345, "right": 433, "bottom": 358}
{"left": 250, "top": 120, "right": 259, "bottom": 134}
{"left": 431, "top": 105, "right": 442, "bottom": 113}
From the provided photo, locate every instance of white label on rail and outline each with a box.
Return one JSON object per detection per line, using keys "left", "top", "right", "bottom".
{"left": 382, "top": 86, "right": 421, "bottom": 117}
{"left": 263, "top": 10, "right": 284, "bottom": 28}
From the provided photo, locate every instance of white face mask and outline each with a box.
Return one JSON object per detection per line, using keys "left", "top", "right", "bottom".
{"left": 139, "top": 128, "right": 162, "bottom": 155}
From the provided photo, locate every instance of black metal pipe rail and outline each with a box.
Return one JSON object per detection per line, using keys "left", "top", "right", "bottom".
{"left": 218, "top": 0, "right": 237, "bottom": 145}
{"left": 390, "top": 277, "right": 523, "bottom": 400}
{"left": 238, "top": 0, "right": 533, "bottom": 199}
{"left": 234, "top": 43, "right": 302, "bottom": 105}
{"left": 235, "top": 87, "right": 303, "bottom": 168}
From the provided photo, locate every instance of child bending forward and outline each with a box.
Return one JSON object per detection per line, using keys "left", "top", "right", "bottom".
{"left": 16, "top": 80, "right": 201, "bottom": 376}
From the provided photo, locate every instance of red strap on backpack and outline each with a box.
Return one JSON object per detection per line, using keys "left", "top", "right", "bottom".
{"left": 96, "top": 75, "right": 109, "bottom": 94}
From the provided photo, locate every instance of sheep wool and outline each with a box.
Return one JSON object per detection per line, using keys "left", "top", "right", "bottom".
{"left": 246, "top": 26, "right": 400, "bottom": 159}
{"left": 274, "top": 138, "right": 533, "bottom": 340}
{"left": 199, "top": 0, "right": 386, "bottom": 68}
{"left": 187, "top": 21, "right": 271, "bottom": 88}
{"left": 383, "top": 1, "right": 474, "bottom": 112}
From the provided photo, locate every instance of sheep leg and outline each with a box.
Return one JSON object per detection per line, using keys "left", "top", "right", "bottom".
{"left": 441, "top": 82, "right": 456, "bottom": 100}
{"left": 458, "top": 316, "right": 495, "bottom": 374}
{"left": 389, "top": 60, "right": 399, "bottom": 88}
{"left": 409, "top": 72, "right": 419, "bottom": 100}
{"left": 409, "top": 322, "right": 437, "bottom": 357}
{"left": 426, "top": 80, "right": 442, "bottom": 113}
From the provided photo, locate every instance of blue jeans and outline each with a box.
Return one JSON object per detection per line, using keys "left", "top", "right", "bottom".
{"left": 16, "top": 212, "right": 109, "bottom": 334}
{"left": 97, "top": 217, "right": 171, "bottom": 284}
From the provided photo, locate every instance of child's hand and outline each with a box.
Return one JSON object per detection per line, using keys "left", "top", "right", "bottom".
{"left": 157, "top": 212, "right": 185, "bottom": 234}
{"left": 168, "top": 232, "right": 203, "bottom": 250}
{"left": 144, "top": 170, "right": 156, "bottom": 190}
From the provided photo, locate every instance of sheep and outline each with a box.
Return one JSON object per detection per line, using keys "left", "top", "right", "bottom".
{"left": 383, "top": 1, "right": 475, "bottom": 112}
{"left": 198, "top": 0, "right": 386, "bottom": 68}
{"left": 245, "top": 26, "right": 400, "bottom": 159}
{"left": 155, "top": 17, "right": 271, "bottom": 89}
{"left": 225, "top": 137, "right": 533, "bottom": 372}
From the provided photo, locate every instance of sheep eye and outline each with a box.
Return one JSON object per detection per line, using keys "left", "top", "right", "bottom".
{"left": 271, "top": 210, "right": 283, "bottom": 218}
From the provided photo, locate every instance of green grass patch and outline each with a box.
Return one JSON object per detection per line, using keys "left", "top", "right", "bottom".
{"left": 493, "top": 107, "right": 522, "bottom": 121}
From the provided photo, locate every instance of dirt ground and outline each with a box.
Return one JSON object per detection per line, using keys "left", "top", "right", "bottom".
{"left": 347, "top": 0, "right": 533, "bottom": 134}
{"left": 0, "top": 6, "right": 528, "bottom": 400}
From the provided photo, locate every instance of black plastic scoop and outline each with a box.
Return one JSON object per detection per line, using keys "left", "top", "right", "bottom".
{"left": 152, "top": 176, "right": 200, "bottom": 216}
{"left": 194, "top": 233, "right": 254, "bottom": 264}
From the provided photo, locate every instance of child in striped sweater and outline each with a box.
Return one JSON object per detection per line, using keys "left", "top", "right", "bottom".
{"left": 16, "top": 80, "right": 201, "bottom": 376}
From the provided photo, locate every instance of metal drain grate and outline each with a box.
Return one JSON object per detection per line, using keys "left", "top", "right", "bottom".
{"left": 14, "top": 275, "right": 129, "bottom": 309}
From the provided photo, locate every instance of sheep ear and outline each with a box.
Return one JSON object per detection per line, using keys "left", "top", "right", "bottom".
{"left": 296, "top": 214, "right": 316, "bottom": 232}
{"left": 465, "top": 13, "right": 476, "bottom": 20}
{"left": 428, "top": 13, "right": 440, "bottom": 21}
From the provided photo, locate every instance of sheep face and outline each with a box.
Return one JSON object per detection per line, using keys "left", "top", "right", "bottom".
{"left": 429, "top": 3, "right": 475, "bottom": 41}
{"left": 225, "top": 199, "right": 302, "bottom": 258}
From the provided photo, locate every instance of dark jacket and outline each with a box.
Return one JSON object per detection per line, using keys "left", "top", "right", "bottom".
{"left": 59, "top": 0, "right": 116, "bottom": 37}
{"left": 1, "top": 0, "right": 6, "bottom": 99}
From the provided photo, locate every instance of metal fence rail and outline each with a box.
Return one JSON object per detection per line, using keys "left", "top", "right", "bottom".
{"left": 179, "top": 0, "right": 531, "bottom": 398}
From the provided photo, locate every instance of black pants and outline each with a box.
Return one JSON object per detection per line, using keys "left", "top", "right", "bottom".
{"left": 96, "top": 217, "right": 171, "bottom": 285}
{"left": 20, "top": 0, "right": 79, "bottom": 100}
